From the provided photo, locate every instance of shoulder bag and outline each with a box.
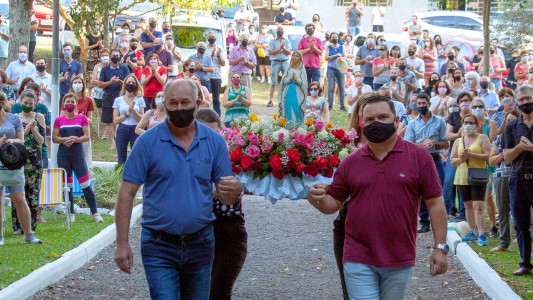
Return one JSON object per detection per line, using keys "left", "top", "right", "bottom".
{"left": 462, "top": 137, "right": 489, "bottom": 186}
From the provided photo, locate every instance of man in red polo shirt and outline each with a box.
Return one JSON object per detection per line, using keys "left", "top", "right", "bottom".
{"left": 297, "top": 23, "right": 323, "bottom": 85}
{"left": 308, "top": 94, "right": 448, "bottom": 298}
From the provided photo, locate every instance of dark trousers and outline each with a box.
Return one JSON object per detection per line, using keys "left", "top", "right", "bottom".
{"left": 363, "top": 76, "right": 374, "bottom": 87}
{"left": 116, "top": 124, "right": 139, "bottom": 165}
{"left": 420, "top": 155, "right": 445, "bottom": 227}
{"left": 210, "top": 215, "right": 248, "bottom": 299}
{"left": 333, "top": 204, "right": 349, "bottom": 300}
{"left": 58, "top": 154, "right": 97, "bottom": 214}
{"left": 143, "top": 96, "right": 153, "bottom": 110}
{"left": 29, "top": 41, "right": 36, "bottom": 63}
{"left": 201, "top": 80, "right": 212, "bottom": 93}
{"left": 509, "top": 174, "right": 533, "bottom": 269}
{"left": 305, "top": 67, "right": 321, "bottom": 85}
{"left": 372, "top": 25, "right": 384, "bottom": 32}
{"left": 210, "top": 78, "right": 222, "bottom": 116}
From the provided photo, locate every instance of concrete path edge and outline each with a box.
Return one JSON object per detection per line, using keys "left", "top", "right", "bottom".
{"left": 446, "top": 228, "right": 521, "bottom": 300}
{"left": 0, "top": 204, "right": 143, "bottom": 300}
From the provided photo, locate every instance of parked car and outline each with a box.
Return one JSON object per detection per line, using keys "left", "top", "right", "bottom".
{"left": 265, "top": 25, "right": 325, "bottom": 52}
{"left": 401, "top": 11, "right": 483, "bottom": 42}
{"left": 354, "top": 32, "right": 411, "bottom": 56}
{"left": 33, "top": 0, "right": 74, "bottom": 35}
{"left": 219, "top": 0, "right": 259, "bottom": 30}
{"left": 113, "top": 0, "right": 163, "bottom": 31}
{"left": 171, "top": 10, "right": 229, "bottom": 90}
{"left": 442, "top": 38, "right": 482, "bottom": 72}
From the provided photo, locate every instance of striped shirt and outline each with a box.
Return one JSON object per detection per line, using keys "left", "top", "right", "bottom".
{"left": 53, "top": 114, "right": 89, "bottom": 156}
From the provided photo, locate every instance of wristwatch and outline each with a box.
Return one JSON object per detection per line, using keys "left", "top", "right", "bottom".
{"left": 434, "top": 243, "right": 449, "bottom": 254}
{"left": 237, "top": 188, "right": 245, "bottom": 201}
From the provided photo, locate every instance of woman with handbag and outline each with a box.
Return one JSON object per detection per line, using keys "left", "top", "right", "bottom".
{"left": 0, "top": 92, "right": 41, "bottom": 245}
{"left": 451, "top": 113, "right": 492, "bottom": 246}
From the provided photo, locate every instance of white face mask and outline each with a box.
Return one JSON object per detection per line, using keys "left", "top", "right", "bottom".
{"left": 463, "top": 124, "right": 476, "bottom": 135}
{"left": 448, "top": 107, "right": 460, "bottom": 114}
{"left": 460, "top": 102, "right": 470, "bottom": 111}
{"left": 472, "top": 107, "right": 485, "bottom": 117}
{"left": 120, "top": 42, "right": 129, "bottom": 48}
{"left": 425, "top": 42, "right": 430, "bottom": 47}
{"left": 438, "top": 87, "right": 447, "bottom": 95}
{"left": 101, "top": 56, "right": 110, "bottom": 63}
{"left": 122, "top": 28, "right": 128, "bottom": 35}
{"left": 72, "top": 83, "right": 83, "bottom": 92}
{"left": 501, "top": 96, "right": 513, "bottom": 106}
{"left": 155, "top": 97, "right": 164, "bottom": 106}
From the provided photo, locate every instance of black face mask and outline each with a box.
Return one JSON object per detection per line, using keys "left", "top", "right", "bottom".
{"left": 277, "top": 31, "right": 284, "bottom": 36}
{"left": 313, "top": 18, "right": 318, "bottom": 21}
{"left": 125, "top": 83, "right": 136, "bottom": 93}
{"left": 408, "top": 51, "right": 415, "bottom": 57}
{"left": 435, "top": 40, "right": 441, "bottom": 44}
{"left": 518, "top": 102, "right": 533, "bottom": 114}
{"left": 131, "top": 45, "right": 137, "bottom": 51}
{"left": 363, "top": 121, "right": 397, "bottom": 143}
{"left": 111, "top": 56, "right": 120, "bottom": 64}
{"left": 306, "top": 29, "right": 314, "bottom": 35}
{"left": 430, "top": 79, "right": 439, "bottom": 84}
{"left": 490, "top": 50, "right": 495, "bottom": 54}
{"left": 448, "top": 54, "right": 455, "bottom": 61}
{"left": 197, "top": 47, "right": 206, "bottom": 54}
{"left": 36, "top": 65, "right": 46, "bottom": 72}
{"left": 167, "top": 107, "right": 195, "bottom": 128}
{"left": 208, "top": 38, "right": 216, "bottom": 44}
{"left": 454, "top": 75, "right": 462, "bottom": 81}
{"left": 398, "top": 64, "right": 406, "bottom": 71}
{"left": 154, "top": 44, "right": 162, "bottom": 51}
{"left": 331, "top": 39, "right": 338, "bottom": 44}
{"left": 189, "top": 68, "right": 195, "bottom": 73}
{"left": 149, "top": 22, "right": 157, "bottom": 29}
{"left": 241, "top": 41, "right": 248, "bottom": 47}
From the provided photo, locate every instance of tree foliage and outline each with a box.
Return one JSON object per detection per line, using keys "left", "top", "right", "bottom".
{"left": 490, "top": 0, "right": 533, "bottom": 51}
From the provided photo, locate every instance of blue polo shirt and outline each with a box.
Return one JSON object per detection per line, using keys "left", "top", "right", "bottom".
{"left": 404, "top": 113, "right": 447, "bottom": 154}
{"left": 188, "top": 53, "right": 213, "bottom": 81}
{"left": 59, "top": 59, "right": 83, "bottom": 95}
{"left": 99, "top": 63, "right": 130, "bottom": 96}
{"left": 123, "top": 120, "right": 232, "bottom": 235}
{"left": 479, "top": 90, "right": 499, "bottom": 110}
{"left": 140, "top": 30, "right": 163, "bottom": 56}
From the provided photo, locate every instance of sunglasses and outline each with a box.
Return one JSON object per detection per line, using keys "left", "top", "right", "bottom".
{"left": 472, "top": 105, "right": 484, "bottom": 109}
{"left": 378, "top": 48, "right": 386, "bottom": 51}
{"left": 463, "top": 121, "right": 476, "bottom": 125}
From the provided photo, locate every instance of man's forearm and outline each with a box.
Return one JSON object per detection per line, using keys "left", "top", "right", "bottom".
{"left": 309, "top": 195, "right": 341, "bottom": 214}
{"left": 115, "top": 183, "right": 136, "bottom": 244}
{"left": 426, "top": 197, "right": 447, "bottom": 244}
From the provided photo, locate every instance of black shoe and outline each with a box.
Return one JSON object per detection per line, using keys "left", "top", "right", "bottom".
{"left": 328, "top": 106, "right": 333, "bottom": 110}
{"left": 266, "top": 101, "right": 273, "bottom": 107}
{"left": 490, "top": 227, "right": 499, "bottom": 238}
{"left": 417, "top": 225, "right": 430, "bottom": 233}
{"left": 512, "top": 267, "right": 532, "bottom": 276}
{"left": 340, "top": 106, "right": 347, "bottom": 111}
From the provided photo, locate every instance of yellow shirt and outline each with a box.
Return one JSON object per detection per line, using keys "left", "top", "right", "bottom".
{"left": 454, "top": 135, "right": 486, "bottom": 186}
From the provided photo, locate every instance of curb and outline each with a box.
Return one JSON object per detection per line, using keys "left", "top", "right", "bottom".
{"left": 446, "top": 228, "right": 521, "bottom": 300}
{"left": 0, "top": 204, "right": 143, "bottom": 300}
{"left": 92, "top": 161, "right": 118, "bottom": 170}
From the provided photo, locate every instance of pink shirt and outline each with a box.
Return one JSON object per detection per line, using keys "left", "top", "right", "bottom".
{"left": 298, "top": 36, "right": 324, "bottom": 69}
{"left": 328, "top": 137, "right": 442, "bottom": 268}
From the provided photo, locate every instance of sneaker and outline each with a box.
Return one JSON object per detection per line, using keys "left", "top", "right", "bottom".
{"left": 490, "top": 227, "right": 499, "bottom": 238}
{"left": 266, "top": 101, "right": 273, "bottom": 107}
{"left": 92, "top": 213, "right": 103, "bottom": 223}
{"left": 267, "top": 77, "right": 272, "bottom": 85}
{"left": 24, "top": 233, "right": 42, "bottom": 244}
{"left": 261, "top": 77, "right": 266, "bottom": 83}
{"left": 69, "top": 213, "right": 76, "bottom": 223}
{"left": 477, "top": 234, "right": 488, "bottom": 246}
{"left": 13, "top": 230, "right": 22, "bottom": 235}
{"left": 0, "top": 235, "right": 4, "bottom": 245}
{"left": 256, "top": 76, "right": 261, "bottom": 81}
{"left": 340, "top": 106, "right": 347, "bottom": 111}
{"left": 490, "top": 245, "right": 509, "bottom": 252}
{"left": 462, "top": 231, "right": 478, "bottom": 242}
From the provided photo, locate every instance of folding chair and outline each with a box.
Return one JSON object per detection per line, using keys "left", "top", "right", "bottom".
{"left": 38, "top": 168, "right": 72, "bottom": 230}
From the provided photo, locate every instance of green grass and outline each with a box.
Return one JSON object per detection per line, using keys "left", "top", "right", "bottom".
{"left": 0, "top": 209, "right": 114, "bottom": 289}
{"left": 470, "top": 240, "right": 533, "bottom": 299}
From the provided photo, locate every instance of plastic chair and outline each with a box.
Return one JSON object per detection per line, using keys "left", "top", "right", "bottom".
{"left": 38, "top": 168, "right": 72, "bottom": 230}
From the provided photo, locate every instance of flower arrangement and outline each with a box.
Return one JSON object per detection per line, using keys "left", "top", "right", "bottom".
{"left": 221, "top": 114, "right": 358, "bottom": 201}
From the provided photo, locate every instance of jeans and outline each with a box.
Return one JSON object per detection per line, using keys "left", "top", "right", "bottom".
{"left": 143, "top": 96, "right": 153, "bottom": 110}
{"left": 210, "top": 78, "right": 222, "bottom": 116}
{"left": 210, "top": 215, "right": 248, "bottom": 300}
{"left": 420, "top": 156, "right": 445, "bottom": 227}
{"left": 443, "top": 154, "right": 464, "bottom": 217}
{"left": 347, "top": 26, "right": 361, "bottom": 37}
{"left": 333, "top": 205, "right": 349, "bottom": 300}
{"left": 327, "top": 68, "right": 345, "bottom": 109}
{"left": 116, "top": 124, "right": 139, "bottom": 165}
{"left": 363, "top": 77, "right": 374, "bottom": 87}
{"left": 372, "top": 25, "right": 384, "bottom": 32}
{"left": 201, "top": 79, "right": 212, "bottom": 93}
{"left": 493, "top": 176, "right": 511, "bottom": 247}
{"left": 372, "top": 83, "right": 384, "bottom": 91}
{"left": 305, "top": 67, "right": 321, "bottom": 85}
{"left": 343, "top": 262, "right": 413, "bottom": 300}
{"left": 41, "top": 146, "right": 48, "bottom": 169}
{"left": 141, "top": 225, "right": 215, "bottom": 300}
{"left": 509, "top": 175, "right": 533, "bottom": 269}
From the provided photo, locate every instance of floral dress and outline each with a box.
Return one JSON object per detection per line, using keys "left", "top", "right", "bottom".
{"left": 12, "top": 113, "right": 44, "bottom": 232}
{"left": 305, "top": 97, "right": 327, "bottom": 120}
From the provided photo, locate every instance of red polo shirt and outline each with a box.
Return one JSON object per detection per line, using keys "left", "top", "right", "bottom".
{"left": 328, "top": 137, "right": 442, "bottom": 268}
{"left": 297, "top": 36, "right": 324, "bottom": 69}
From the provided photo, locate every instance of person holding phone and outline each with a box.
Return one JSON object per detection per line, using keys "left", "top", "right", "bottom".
{"left": 345, "top": 1, "right": 364, "bottom": 36}
{"left": 59, "top": 43, "right": 83, "bottom": 103}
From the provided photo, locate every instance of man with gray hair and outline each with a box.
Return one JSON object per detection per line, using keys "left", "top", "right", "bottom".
{"left": 266, "top": 25, "right": 292, "bottom": 107}
{"left": 115, "top": 79, "right": 244, "bottom": 298}
{"left": 229, "top": 33, "right": 257, "bottom": 90}
{"left": 147, "top": 38, "right": 173, "bottom": 72}
{"left": 503, "top": 84, "right": 533, "bottom": 276}
{"left": 189, "top": 41, "right": 214, "bottom": 91}
{"left": 462, "top": 71, "right": 481, "bottom": 93}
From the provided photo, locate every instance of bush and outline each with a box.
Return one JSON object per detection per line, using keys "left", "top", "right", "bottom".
{"left": 74, "top": 165, "right": 123, "bottom": 209}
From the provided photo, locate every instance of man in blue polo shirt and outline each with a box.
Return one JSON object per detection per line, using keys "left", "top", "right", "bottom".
{"left": 355, "top": 34, "right": 378, "bottom": 87}
{"left": 188, "top": 42, "right": 214, "bottom": 91}
{"left": 114, "top": 79, "right": 243, "bottom": 299}
{"left": 140, "top": 17, "right": 162, "bottom": 57}
{"left": 479, "top": 76, "right": 500, "bottom": 116}
{"left": 59, "top": 43, "right": 83, "bottom": 103}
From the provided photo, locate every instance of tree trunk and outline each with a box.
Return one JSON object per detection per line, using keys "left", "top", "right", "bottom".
{"left": 8, "top": 0, "right": 33, "bottom": 62}
{"left": 482, "top": 0, "right": 491, "bottom": 76}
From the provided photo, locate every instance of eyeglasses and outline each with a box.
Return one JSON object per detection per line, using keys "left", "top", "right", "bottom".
{"left": 463, "top": 121, "right": 476, "bottom": 125}
{"left": 472, "top": 105, "right": 484, "bottom": 109}
{"left": 379, "top": 39, "right": 386, "bottom": 42}
{"left": 378, "top": 48, "right": 386, "bottom": 51}
{"left": 517, "top": 96, "right": 532, "bottom": 102}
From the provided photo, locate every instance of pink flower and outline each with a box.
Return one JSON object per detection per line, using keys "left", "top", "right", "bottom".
{"left": 234, "top": 136, "right": 245, "bottom": 148}
{"left": 313, "top": 119, "right": 325, "bottom": 131}
{"left": 293, "top": 133, "right": 307, "bottom": 146}
{"left": 348, "top": 128, "right": 359, "bottom": 139}
{"left": 247, "top": 145, "right": 261, "bottom": 159}
{"left": 248, "top": 134, "right": 259, "bottom": 145}
{"left": 261, "top": 140, "right": 274, "bottom": 153}
{"left": 289, "top": 128, "right": 299, "bottom": 139}
{"left": 278, "top": 132, "right": 285, "bottom": 143}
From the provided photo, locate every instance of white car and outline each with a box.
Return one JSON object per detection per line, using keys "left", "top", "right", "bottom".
{"left": 401, "top": 11, "right": 483, "bottom": 42}
{"left": 265, "top": 25, "right": 325, "bottom": 51}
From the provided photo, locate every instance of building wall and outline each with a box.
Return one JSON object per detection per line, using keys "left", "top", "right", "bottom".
{"left": 298, "top": 0, "right": 429, "bottom": 34}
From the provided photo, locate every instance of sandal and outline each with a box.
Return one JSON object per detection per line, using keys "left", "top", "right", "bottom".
{"left": 490, "top": 245, "right": 509, "bottom": 252}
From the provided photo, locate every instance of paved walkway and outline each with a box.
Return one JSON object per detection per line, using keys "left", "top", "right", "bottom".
{"left": 33, "top": 196, "right": 485, "bottom": 299}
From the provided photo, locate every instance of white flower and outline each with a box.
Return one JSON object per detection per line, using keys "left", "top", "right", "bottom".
{"left": 250, "top": 122, "right": 262, "bottom": 133}
{"left": 297, "top": 127, "right": 307, "bottom": 134}
{"left": 339, "top": 149, "right": 350, "bottom": 160}
{"left": 317, "top": 131, "right": 328, "bottom": 141}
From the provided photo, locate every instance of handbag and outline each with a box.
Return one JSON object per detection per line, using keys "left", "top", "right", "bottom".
{"left": 0, "top": 161, "right": 25, "bottom": 187}
{"left": 462, "top": 137, "right": 489, "bottom": 186}
{"left": 257, "top": 46, "right": 266, "bottom": 58}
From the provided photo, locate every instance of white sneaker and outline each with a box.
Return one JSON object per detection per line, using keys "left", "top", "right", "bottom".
{"left": 268, "top": 77, "right": 272, "bottom": 85}
{"left": 256, "top": 76, "right": 261, "bottom": 81}
{"left": 92, "top": 213, "right": 104, "bottom": 223}
{"left": 69, "top": 213, "right": 76, "bottom": 223}
{"left": 261, "top": 76, "right": 266, "bottom": 83}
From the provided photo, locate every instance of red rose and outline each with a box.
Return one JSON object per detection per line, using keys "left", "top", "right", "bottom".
{"left": 324, "top": 167, "right": 334, "bottom": 178}
{"left": 341, "top": 135, "right": 352, "bottom": 146}
{"left": 272, "top": 167, "right": 286, "bottom": 180}
{"left": 230, "top": 148, "right": 243, "bottom": 162}
{"left": 329, "top": 154, "right": 340, "bottom": 167}
{"left": 269, "top": 154, "right": 283, "bottom": 170}
{"left": 316, "top": 156, "right": 329, "bottom": 169}
{"left": 332, "top": 128, "right": 346, "bottom": 140}
{"left": 253, "top": 160, "right": 262, "bottom": 170}
{"left": 241, "top": 156, "right": 254, "bottom": 171}
{"left": 232, "top": 162, "right": 242, "bottom": 174}
{"left": 295, "top": 162, "right": 304, "bottom": 173}
{"left": 286, "top": 149, "right": 301, "bottom": 162}
{"left": 286, "top": 160, "right": 296, "bottom": 171}
{"left": 303, "top": 161, "right": 319, "bottom": 177}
